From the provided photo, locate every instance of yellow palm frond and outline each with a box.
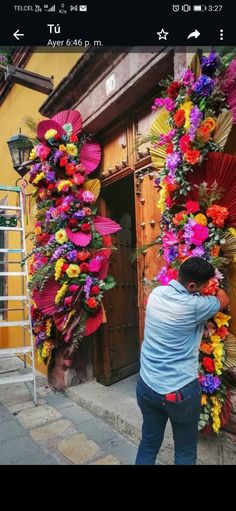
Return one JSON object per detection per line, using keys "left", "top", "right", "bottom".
{"left": 213, "top": 110, "right": 233, "bottom": 150}
{"left": 149, "top": 108, "right": 170, "bottom": 169}
{"left": 224, "top": 332, "right": 236, "bottom": 369}
{"left": 221, "top": 231, "right": 236, "bottom": 263}
{"left": 83, "top": 179, "right": 101, "bottom": 200}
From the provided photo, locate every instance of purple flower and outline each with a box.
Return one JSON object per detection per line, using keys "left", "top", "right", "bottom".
{"left": 51, "top": 246, "right": 65, "bottom": 261}
{"left": 192, "top": 246, "right": 205, "bottom": 257}
{"left": 45, "top": 170, "right": 56, "bottom": 183}
{"left": 73, "top": 210, "right": 85, "bottom": 219}
{"left": 193, "top": 75, "right": 215, "bottom": 97}
{"left": 163, "top": 245, "right": 178, "bottom": 264}
{"left": 166, "top": 152, "right": 182, "bottom": 175}
{"left": 66, "top": 250, "right": 78, "bottom": 262}
{"left": 201, "top": 52, "right": 219, "bottom": 77}
{"left": 84, "top": 276, "right": 93, "bottom": 299}
{"left": 200, "top": 375, "right": 221, "bottom": 394}
{"left": 189, "top": 106, "right": 203, "bottom": 140}
{"left": 54, "top": 150, "right": 64, "bottom": 164}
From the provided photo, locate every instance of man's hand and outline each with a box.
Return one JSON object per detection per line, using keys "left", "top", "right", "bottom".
{"left": 215, "top": 289, "right": 230, "bottom": 310}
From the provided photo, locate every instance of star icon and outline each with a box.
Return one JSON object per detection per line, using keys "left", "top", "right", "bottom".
{"left": 157, "top": 28, "right": 169, "bottom": 40}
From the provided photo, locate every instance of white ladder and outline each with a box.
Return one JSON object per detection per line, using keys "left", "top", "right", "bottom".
{"left": 0, "top": 185, "right": 37, "bottom": 405}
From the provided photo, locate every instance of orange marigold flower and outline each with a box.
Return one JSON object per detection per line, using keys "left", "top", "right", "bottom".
{"left": 206, "top": 205, "right": 229, "bottom": 228}
{"left": 173, "top": 210, "right": 187, "bottom": 226}
{"left": 210, "top": 245, "right": 220, "bottom": 257}
{"left": 200, "top": 342, "right": 213, "bottom": 355}
{"left": 201, "top": 117, "right": 217, "bottom": 133}
{"left": 184, "top": 149, "right": 200, "bottom": 165}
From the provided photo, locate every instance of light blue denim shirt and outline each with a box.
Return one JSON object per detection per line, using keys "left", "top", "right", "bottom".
{"left": 140, "top": 279, "right": 221, "bottom": 394}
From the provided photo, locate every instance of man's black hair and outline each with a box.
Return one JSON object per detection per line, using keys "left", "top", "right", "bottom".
{"left": 178, "top": 256, "right": 215, "bottom": 285}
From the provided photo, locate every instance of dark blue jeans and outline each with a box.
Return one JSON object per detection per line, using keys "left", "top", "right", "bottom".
{"left": 135, "top": 375, "right": 202, "bottom": 465}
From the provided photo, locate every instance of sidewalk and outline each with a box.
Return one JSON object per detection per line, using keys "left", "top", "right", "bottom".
{"left": 0, "top": 357, "right": 137, "bottom": 465}
{"left": 1, "top": 356, "right": 236, "bottom": 464}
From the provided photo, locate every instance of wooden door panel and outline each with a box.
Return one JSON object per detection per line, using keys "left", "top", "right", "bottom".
{"left": 134, "top": 171, "right": 163, "bottom": 343}
{"left": 95, "top": 174, "right": 139, "bottom": 385}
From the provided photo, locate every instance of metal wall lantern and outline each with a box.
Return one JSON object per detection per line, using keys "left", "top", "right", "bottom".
{"left": 7, "top": 128, "right": 33, "bottom": 177}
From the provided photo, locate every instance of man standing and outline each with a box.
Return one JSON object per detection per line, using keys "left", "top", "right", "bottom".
{"left": 135, "top": 256, "right": 230, "bottom": 465}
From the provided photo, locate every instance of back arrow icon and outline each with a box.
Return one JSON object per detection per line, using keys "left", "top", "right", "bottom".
{"left": 13, "top": 29, "right": 24, "bottom": 40}
{"left": 187, "top": 29, "right": 200, "bottom": 40}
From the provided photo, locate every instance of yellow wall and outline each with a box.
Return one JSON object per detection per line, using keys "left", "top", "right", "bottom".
{"left": 0, "top": 50, "right": 80, "bottom": 374}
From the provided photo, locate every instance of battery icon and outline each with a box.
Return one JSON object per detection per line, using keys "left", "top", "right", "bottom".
{"left": 193, "top": 5, "right": 207, "bottom": 11}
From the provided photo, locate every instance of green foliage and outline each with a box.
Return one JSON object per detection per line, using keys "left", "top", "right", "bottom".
{"left": 101, "top": 275, "right": 116, "bottom": 291}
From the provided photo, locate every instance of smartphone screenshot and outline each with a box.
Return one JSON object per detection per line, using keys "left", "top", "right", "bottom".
{"left": 1, "top": 1, "right": 236, "bottom": 468}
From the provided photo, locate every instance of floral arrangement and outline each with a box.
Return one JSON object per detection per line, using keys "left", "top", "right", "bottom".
{"left": 28, "top": 110, "right": 121, "bottom": 363}
{"left": 149, "top": 50, "right": 236, "bottom": 434}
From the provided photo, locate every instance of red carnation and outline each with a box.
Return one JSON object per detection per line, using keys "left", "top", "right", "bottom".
{"left": 48, "top": 183, "right": 56, "bottom": 190}
{"left": 65, "top": 163, "right": 76, "bottom": 176}
{"left": 80, "top": 262, "right": 89, "bottom": 273}
{"left": 77, "top": 250, "right": 90, "bottom": 261}
{"left": 61, "top": 263, "right": 69, "bottom": 272}
{"left": 59, "top": 156, "right": 68, "bottom": 167}
{"left": 166, "top": 142, "right": 173, "bottom": 154}
{"left": 70, "top": 134, "right": 78, "bottom": 143}
{"left": 68, "top": 218, "right": 77, "bottom": 228}
{"left": 81, "top": 222, "right": 91, "bottom": 232}
{"left": 179, "top": 134, "right": 191, "bottom": 153}
{"left": 167, "top": 81, "right": 181, "bottom": 99}
{"left": 86, "top": 297, "right": 98, "bottom": 309}
{"left": 202, "top": 356, "right": 215, "bottom": 373}
{"left": 91, "top": 285, "right": 100, "bottom": 295}
{"left": 173, "top": 109, "right": 185, "bottom": 128}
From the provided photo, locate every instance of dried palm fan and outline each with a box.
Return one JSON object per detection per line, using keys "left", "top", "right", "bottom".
{"left": 224, "top": 332, "right": 236, "bottom": 369}
{"left": 186, "top": 152, "right": 236, "bottom": 227}
{"left": 190, "top": 52, "right": 201, "bottom": 80}
{"left": 83, "top": 179, "right": 101, "bottom": 200}
{"left": 149, "top": 107, "right": 171, "bottom": 169}
{"left": 221, "top": 231, "right": 236, "bottom": 263}
{"left": 213, "top": 110, "right": 233, "bottom": 150}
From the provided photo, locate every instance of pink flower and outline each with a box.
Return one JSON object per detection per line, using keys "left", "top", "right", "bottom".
{"left": 64, "top": 296, "right": 73, "bottom": 306}
{"left": 69, "top": 284, "right": 80, "bottom": 292}
{"left": 162, "top": 232, "right": 179, "bottom": 247}
{"left": 82, "top": 191, "right": 96, "bottom": 203}
{"left": 35, "top": 144, "right": 51, "bottom": 160}
{"left": 88, "top": 257, "right": 103, "bottom": 272}
{"left": 191, "top": 224, "right": 209, "bottom": 246}
{"left": 185, "top": 201, "right": 200, "bottom": 214}
{"left": 73, "top": 173, "right": 85, "bottom": 185}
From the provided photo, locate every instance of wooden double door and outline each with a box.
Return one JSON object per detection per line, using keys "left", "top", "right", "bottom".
{"left": 94, "top": 171, "right": 160, "bottom": 385}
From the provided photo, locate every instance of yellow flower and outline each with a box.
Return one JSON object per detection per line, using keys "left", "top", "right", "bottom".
{"left": 210, "top": 334, "right": 221, "bottom": 344}
{"left": 201, "top": 394, "right": 208, "bottom": 406}
{"left": 228, "top": 227, "right": 236, "bottom": 237}
{"left": 59, "top": 144, "right": 66, "bottom": 152}
{"left": 29, "top": 148, "right": 36, "bottom": 160}
{"left": 41, "top": 340, "right": 54, "bottom": 359}
{"left": 46, "top": 319, "right": 52, "bottom": 337}
{"left": 158, "top": 184, "right": 168, "bottom": 213}
{"left": 44, "top": 129, "right": 57, "bottom": 140}
{"left": 214, "top": 312, "right": 231, "bottom": 328}
{"left": 55, "top": 229, "right": 68, "bottom": 245}
{"left": 180, "top": 100, "right": 193, "bottom": 130}
{"left": 194, "top": 213, "right": 207, "bottom": 226}
{"left": 66, "top": 143, "right": 78, "bottom": 156}
{"left": 210, "top": 396, "right": 222, "bottom": 433}
{"left": 55, "top": 283, "right": 68, "bottom": 304}
{"left": 55, "top": 258, "right": 64, "bottom": 280}
{"left": 57, "top": 180, "right": 73, "bottom": 192}
{"left": 32, "top": 172, "right": 45, "bottom": 184}
{"left": 66, "top": 264, "right": 81, "bottom": 278}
